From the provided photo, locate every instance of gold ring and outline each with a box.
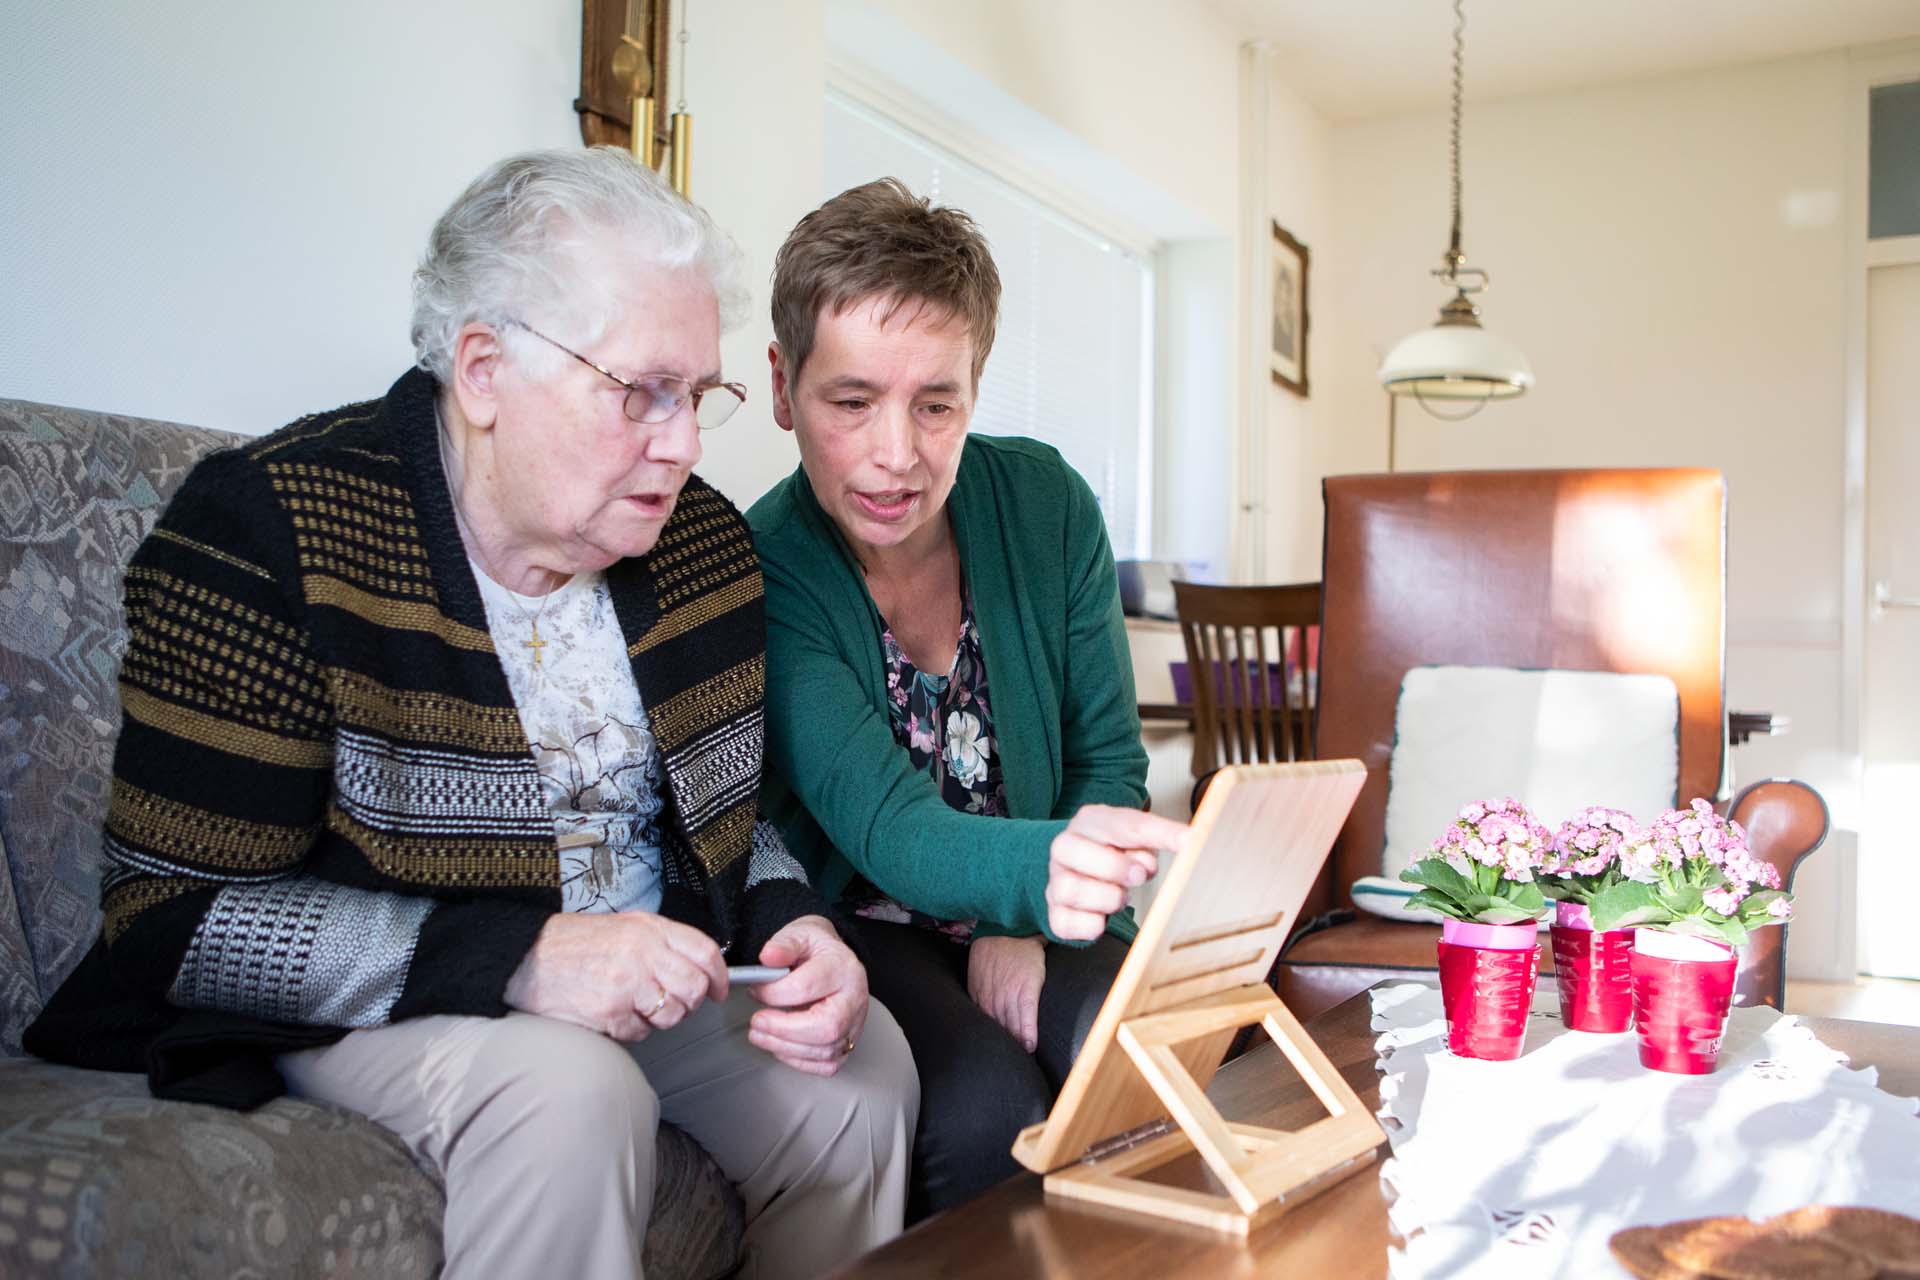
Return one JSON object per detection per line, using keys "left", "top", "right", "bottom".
{"left": 843, "top": 1036, "right": 856, "bottom": 1056}
{"left": 648, "top": 992, "right": 670, "bottom": 1018}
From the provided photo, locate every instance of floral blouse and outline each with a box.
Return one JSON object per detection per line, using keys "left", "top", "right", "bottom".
{"left": 846, "top": 593, "right": 1006, "bottom": 941}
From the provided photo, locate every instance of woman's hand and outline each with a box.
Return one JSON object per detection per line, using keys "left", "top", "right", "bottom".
{"left": 1046, "top": 805, "right": 1189, "bottom": 941}
{"left": 503, "top": 912, "right": 728, "bottom": 1041}
{"left": 747, "top": 915, "right": 870, "bottom": 1078}
{"left": 967, "top": 934, "right": 1046, "bottom": 1052}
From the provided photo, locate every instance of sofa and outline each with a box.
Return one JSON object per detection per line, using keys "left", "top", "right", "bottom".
{"left": 0, "top": 397, "right": 743, "bottom": 1277}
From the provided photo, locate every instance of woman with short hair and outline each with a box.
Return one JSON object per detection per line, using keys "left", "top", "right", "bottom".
{"left": 749, "top": 178, "right": 1188, "bottom": 1217}
{"left": 29, "top": 148, "right": 916, "bottom": 1279}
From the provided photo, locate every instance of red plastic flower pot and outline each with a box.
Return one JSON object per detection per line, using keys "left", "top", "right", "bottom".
{"left": 1436, "top": 919, "right": 1541, "bottom": 1060}
{"left": 1630, "top": 929, "right": 1739, "bottom": 1074}
{"left": 1550, "top": 901, "right": 1634, "bottom": 1033}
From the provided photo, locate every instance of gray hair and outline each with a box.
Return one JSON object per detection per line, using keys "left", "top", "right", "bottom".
{"left": 410, "top": 146, "right": 749, "bottom": 382}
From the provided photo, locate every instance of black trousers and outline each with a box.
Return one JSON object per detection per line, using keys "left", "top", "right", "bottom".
{"left": 847, "top": 917, "right": 1129, "bottom": 1221}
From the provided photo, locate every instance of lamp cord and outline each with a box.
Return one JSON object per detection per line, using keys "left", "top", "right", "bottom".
{"left": 1447, "top": 0, "right": 1466, "bottom": 263}
{"left": 675, "top": 0, "right": 689, "bottom": 113}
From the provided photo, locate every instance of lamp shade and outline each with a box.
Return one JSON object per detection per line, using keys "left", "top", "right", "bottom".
{"left": 1378, "top": 322, "right": 1533, "bottom": 399}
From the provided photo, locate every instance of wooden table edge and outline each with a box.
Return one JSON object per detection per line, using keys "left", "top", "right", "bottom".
{"left": 829, "top": 983, "right": 1919, "bottom": 1279}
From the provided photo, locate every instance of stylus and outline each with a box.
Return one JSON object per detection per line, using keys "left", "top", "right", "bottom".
{"left": 725, "top": 965, "right": 791, "bottom": 985}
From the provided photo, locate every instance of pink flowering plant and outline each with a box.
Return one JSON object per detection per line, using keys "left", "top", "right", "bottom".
{"left": 1399, "top": 797, "right": 1553, "bottom": 926}
{"left": 1587, "top": 799, "right": 1792, "bottom": 947}
{"left": 1539, "top": 807, "right": 1642, "bottom": 906}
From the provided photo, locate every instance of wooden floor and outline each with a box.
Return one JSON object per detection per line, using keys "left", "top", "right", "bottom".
{"left": 1787, "top": 975, "right": 1920, "bottom": 1026}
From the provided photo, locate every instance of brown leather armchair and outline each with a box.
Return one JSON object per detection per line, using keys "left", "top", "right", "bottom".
{"left": 1268, "top": 469, "right": 1830, "bottom": 1020}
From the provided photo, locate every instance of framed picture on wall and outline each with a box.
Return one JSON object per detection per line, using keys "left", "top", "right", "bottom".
{"left": 1269, "top": 220, "right": 1310, "bottom": 396}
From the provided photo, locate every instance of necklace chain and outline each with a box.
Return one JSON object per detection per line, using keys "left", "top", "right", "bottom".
{"left": 435, "top": 406, "right": 565, "bottom": 668}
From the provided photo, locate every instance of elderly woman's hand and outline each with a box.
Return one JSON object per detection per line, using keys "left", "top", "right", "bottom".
{"left": 1046, "top": 805, "right": 1189, "bottom": 941}
{"left": 746, "top": 915, "right": 869, "bottom": 1078}
{"left": 504, "top": 912, "right": 729, "bottom": 1042}
{"left": 967, "top": 935, "right": 1046, "bottom": 1052}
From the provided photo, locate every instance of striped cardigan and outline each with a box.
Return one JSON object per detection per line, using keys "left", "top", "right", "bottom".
{"left": 27, "top": 367, "right": 822, "bottom": 1105}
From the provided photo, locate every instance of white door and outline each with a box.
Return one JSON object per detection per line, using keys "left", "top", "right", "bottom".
{"left": 1860, "top": 260, "right": 1920, "bottom": 980}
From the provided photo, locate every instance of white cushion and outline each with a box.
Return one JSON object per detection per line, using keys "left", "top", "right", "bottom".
{"left": 1350, "top": 874, "right": 1551, "bottom": 930}
{"left": 1351, "top": 875, "right": 1449, "bottom": 924}
{"left": 1376, "top": 665, "right": 1680, "bottom": 886}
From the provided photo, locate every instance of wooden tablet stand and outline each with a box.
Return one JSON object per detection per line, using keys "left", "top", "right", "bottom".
{"left": 1010, "top": 760, "right": 1383, "bottom": 1236}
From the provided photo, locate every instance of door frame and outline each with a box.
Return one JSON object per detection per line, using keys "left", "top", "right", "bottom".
{"left": 1844, "top": 40, "right": 1920, "bottom": 976}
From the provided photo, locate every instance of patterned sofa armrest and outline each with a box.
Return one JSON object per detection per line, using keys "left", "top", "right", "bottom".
{"left": 0, "top": 826, "right": 35, "bottom": 1058}
{"left": 0, "top": 397, "right": 241, "bottom": 1052}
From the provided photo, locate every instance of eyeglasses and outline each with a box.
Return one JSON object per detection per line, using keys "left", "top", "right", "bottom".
{"left": 505, "top": 320, "right": 747, "bottom": 432}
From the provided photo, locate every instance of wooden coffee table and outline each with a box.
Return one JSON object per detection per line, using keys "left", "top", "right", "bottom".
{"left": 832, "top": 986, "right": 1920, "bottom": 1279}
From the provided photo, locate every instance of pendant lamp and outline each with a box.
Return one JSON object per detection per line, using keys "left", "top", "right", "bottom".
{"left": 1378, "top": 0, "right": 1532, "bottom": 417}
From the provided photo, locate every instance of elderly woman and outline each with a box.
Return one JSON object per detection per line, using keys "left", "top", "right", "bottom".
{"left": 26, "top": 148, "right": 916, "bottom": 1279}
{"left": 748, "top": 179, "right": 1188, "bottom": 1217}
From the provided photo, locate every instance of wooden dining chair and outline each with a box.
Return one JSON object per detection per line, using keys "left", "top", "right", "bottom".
{"left": 1171, "top": 581, "right": 1322, "bottom": 778}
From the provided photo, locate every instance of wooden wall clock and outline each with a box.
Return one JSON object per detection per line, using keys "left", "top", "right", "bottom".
{"left": 575, "top": 0, "right": 674, "bottom": 160}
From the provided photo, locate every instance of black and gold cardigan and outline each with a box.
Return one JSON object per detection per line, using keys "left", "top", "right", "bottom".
{"left": 27, "top": 368, "right": 824, "bottom": 1105}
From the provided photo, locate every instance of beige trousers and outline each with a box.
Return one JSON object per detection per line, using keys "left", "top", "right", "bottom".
{"left": 277, "top": 992, "right": 916, "bottom": 1280}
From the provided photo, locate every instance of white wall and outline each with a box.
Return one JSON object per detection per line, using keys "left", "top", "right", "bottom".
{"left": 0, "top": 0, "right": 580, "bottom": 436}
{"left": 1155, "top": 238, "right": 1236, "bottom": 570}
{"left": 1254, "top": 58, "right": 1335, "bottom": 583}
{"left": 1, "top": 0, "right": 1261, "bottom": 533}
{"left": 1315, "top": 53, "right": 1860, "bottom": 979}
{"left": 0, "top": 0, "right": 823, "bottom": 510}
{"left": 674, "top": 0, "right": 824, "bottom": 506}
{"left": 860, "top": 0, "right": 1244, "bottom": 237}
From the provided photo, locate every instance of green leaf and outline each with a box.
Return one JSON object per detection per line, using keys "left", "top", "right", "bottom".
{"left": 1589, "top": 881, "right": 1665, "bottom": 931}
{"left": 1476, "top": 903, "right": 1540, "bottom": 925}
{"left": 1669, "top": 916, "right": 1746, "bottom": 949}
{"left": 1475, "top": 861, "right": 1499, "bottom": 895}
{"left": 1738, "top": 890, "right": 1786, "bottom": 926}
{"left": 1404, "top": 888, "right": 1469, "bottom": 921}
{"left": 1545, "top": 875, "right": 1605, "bottom": 906}
{"left": 1401, "top": 859, "right": 1478, "bottom": 904}
{"left": 1507, "top": 881, "right": 1547, "bottom": 913}
{"left": 1663, "top": 883, "right": 1706, "bottom": 917}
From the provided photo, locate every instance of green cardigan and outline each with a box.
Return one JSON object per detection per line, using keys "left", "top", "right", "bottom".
{"left": 748, "top": 435, "right": 1149, "bottom": 943}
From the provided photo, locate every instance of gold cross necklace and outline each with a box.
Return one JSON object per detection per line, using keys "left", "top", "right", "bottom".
{"left": 523, "top": 613, "right": 549, "bottom": 665}
{"left": 499, "top": 573, "right": 561, "bottom": 667}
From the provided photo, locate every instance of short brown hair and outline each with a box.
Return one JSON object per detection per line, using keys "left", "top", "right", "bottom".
{"left": 771, "top": 178, "right": 1001, "bottom": 386}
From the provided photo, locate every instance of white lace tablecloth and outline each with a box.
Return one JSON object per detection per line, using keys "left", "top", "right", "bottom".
{"left": 1370, "top": 982, "right": 1920, "bottom": 1278}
